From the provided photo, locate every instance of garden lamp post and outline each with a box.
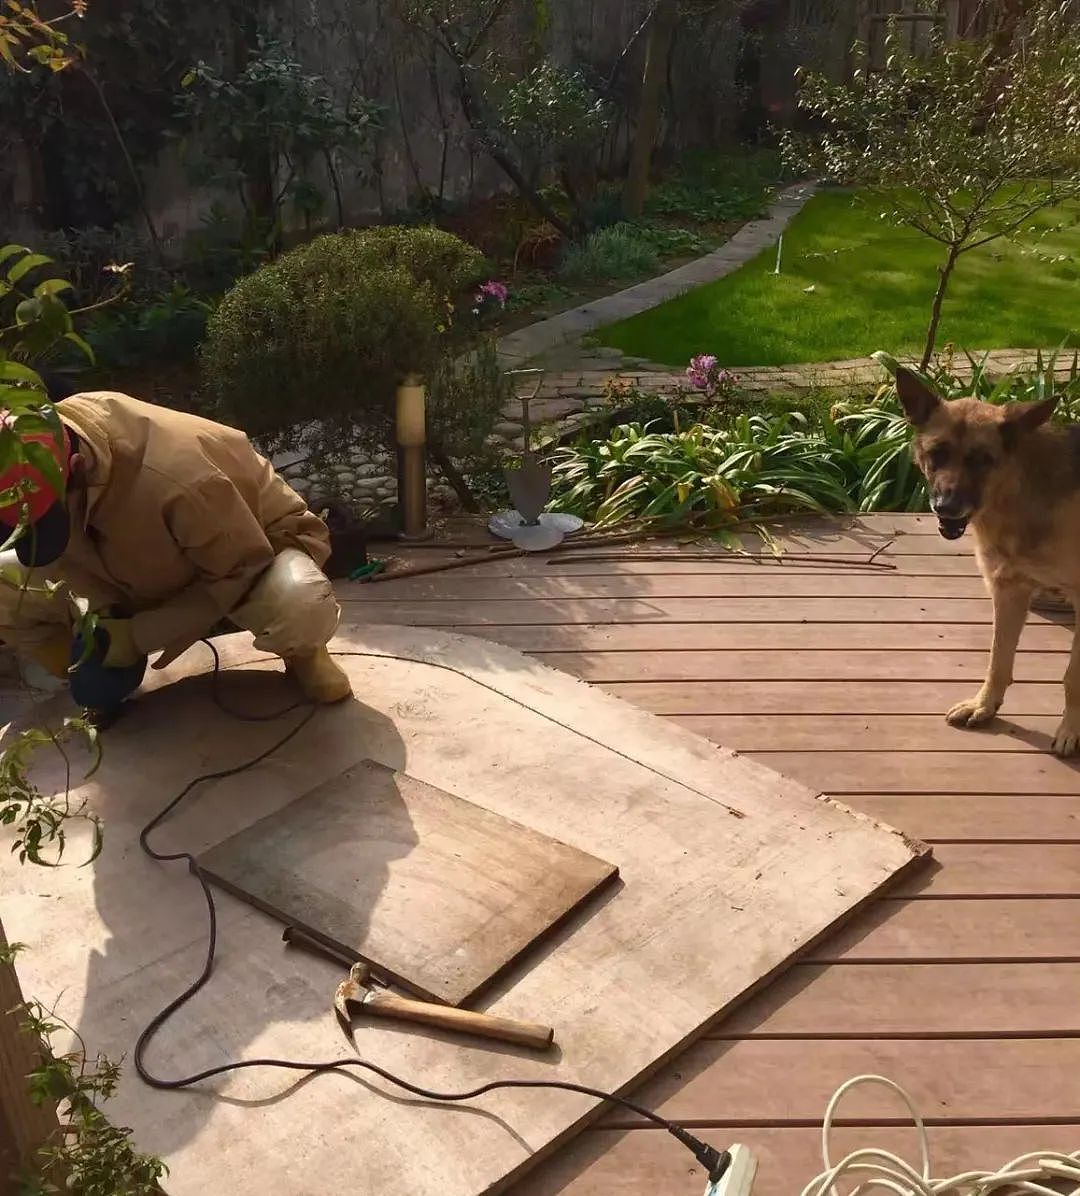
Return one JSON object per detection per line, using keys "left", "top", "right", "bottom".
{"left": 396, "top": 373, "right": 429, "bottom": 541}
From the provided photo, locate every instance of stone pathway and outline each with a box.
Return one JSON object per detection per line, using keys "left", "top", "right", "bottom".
{"left": 495, "top": 182, "right": 817, "bottom": 369}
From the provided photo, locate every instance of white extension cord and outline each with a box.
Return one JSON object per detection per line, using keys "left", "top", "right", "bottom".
{"left": 704, "top": 1075, "right": 1080, "bottom": 1196}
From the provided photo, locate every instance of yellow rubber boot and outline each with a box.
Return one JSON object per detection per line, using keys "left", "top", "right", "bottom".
{"left": 284, "top": 647, "right": 352, "bottom": 704}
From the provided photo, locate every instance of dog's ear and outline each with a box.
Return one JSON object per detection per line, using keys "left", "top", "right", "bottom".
{"left": 895, "top": 368, "right": 941, "bottom": 428}
{"left": 1002, "top": 396, "right": 1058, "bottom": 438}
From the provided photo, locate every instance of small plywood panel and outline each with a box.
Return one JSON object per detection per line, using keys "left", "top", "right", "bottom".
{"left": 196, "top": 759, "right": 618, "bottom": 1005}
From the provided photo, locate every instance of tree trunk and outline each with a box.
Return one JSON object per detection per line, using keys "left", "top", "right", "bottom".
{"left": 430, "top": 441, "right": 480, "bottom": 514}
{"left": 453, "top": 61, "right": 575, "bottom": 239}
{"left": 921, "top": 245, "right": 961, "bottom": 370}
{"left": 622, "top": 0, "right": 678, "bottom": 219}
{"left": 0, "top": 922, "right": 59, "bottom": 1195}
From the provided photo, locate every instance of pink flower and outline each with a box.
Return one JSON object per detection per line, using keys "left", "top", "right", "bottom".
{"left": 476, "top": 280, "right": 509, "bottom": 308}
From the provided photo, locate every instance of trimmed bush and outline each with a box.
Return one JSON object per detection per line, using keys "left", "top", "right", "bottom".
{"left": 201, "top": 225, "right": 486, "bottom": 447}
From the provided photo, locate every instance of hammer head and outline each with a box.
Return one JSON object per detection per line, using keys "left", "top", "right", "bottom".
{"left": 334, "top": 961, "right": 373, "bottom": 1031}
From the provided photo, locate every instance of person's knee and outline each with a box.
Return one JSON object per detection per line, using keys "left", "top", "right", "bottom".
{"left": 233, "top": 548, "right": 340, "bottom": 658}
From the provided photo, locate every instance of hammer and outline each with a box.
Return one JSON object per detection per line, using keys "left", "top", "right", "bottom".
{"left": 282, "top": 927, "right": 555, "bottom": 1052}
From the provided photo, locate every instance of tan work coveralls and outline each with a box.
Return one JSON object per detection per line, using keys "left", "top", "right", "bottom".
{"left": 0, "top": 392, "right": 340, "bottom": 669}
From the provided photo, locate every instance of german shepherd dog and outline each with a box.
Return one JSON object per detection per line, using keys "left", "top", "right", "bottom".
{"left": 896, "top": 367, "right": 1080, "bottom": 756}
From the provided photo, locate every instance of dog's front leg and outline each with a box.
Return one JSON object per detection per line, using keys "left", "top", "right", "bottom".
{"left": 1052, "top": 618, "right": 1080, "bottom": 757}
{"left": 947, "top": 579, "right": 1032, "bottom": 729}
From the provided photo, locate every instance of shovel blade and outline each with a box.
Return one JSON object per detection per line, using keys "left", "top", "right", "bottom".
{"left": 505, "top": 461, "right": 552, "bottom": 525}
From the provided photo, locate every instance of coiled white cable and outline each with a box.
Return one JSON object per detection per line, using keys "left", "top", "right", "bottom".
{"left": 799, "top": 1075, "right": 1080, "bottom": 1196}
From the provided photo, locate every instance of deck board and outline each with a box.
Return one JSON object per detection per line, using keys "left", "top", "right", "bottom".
{"left": 352, "top": 514, "right": 1080, "bottom": 1194}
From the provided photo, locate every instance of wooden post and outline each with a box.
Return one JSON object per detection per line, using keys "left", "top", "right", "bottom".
{"left": 0, "top": 919, "right": 57, "bottom": 1196}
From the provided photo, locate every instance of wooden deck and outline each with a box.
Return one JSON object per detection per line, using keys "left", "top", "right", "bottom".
{"left": 344, "top": 513, "right": 1080, "bottom": 1195}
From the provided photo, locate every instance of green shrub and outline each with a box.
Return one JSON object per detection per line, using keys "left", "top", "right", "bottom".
{"left": 201, "top": 225, "right": 486, "bottom": 450}
{"left": 646, "top": 180, "right": 769, "bottom": 224}
{"left": 558, "top": 224, "right": 660, "bottom": 283}
{"left": 86, "top": 285, "right": 210, "bottom": 371}
{"left": 630, "top": 222, "right": 711, "bottom": 257}
{"left": 426, "top": 337, "right": 515, "bottom": 465}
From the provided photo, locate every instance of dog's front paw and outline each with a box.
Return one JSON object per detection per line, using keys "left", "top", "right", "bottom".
{"left": 946, "top": 695, "right": 1000, "bottom": 728}
{"left": 1052, "top": 712, "right": 1080, "bottom": 757}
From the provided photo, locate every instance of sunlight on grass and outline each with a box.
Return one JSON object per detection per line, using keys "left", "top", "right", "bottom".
{"left": 598, "top": 189, "right": 1080, "bottom": 367}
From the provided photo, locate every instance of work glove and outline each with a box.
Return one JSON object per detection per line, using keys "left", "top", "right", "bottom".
{"left": 97, "top": 617, "right": 141, "bottom": 669}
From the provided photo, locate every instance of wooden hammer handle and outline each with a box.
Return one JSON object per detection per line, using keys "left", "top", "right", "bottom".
{"left": 362, "top": 991, "right": 554, "bottom": 1052}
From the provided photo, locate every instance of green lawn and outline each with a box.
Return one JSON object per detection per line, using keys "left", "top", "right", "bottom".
{"left": 598, "top": 189, "right": 1080, "bottom": 367}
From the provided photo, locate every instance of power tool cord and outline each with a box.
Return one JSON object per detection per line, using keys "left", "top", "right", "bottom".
{"left": 132, "top": 640, "right": 732, "bottom": 1185}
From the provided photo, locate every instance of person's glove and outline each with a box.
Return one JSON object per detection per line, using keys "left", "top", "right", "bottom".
{"left": 97, "top": 617, "right": 140, "bottom": 669}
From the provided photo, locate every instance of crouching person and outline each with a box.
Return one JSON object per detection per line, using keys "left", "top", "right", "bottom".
{"left": 0, "top": 390, "right": 352, "bottom": 720}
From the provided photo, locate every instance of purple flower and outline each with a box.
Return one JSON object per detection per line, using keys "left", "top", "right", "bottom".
{"left": 686, "top": 353, "right": 719, "bottom": 392}
{"left": 685, "top": 354, "right": 739, "bottom": 398}
{"left": 476, "top": 280, "right": 509, "bottom": 308}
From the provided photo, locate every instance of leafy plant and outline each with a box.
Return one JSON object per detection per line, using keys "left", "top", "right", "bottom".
{"left": 646, "top": 180, "right": 769, "bottom": 225}
{"left": 558, "top": 224, "right": 660, "bottom": 283}
{"left": 550, "top": 411, "right": 859, "bottom": 529}
{"left": 0, "top": 0, "right": 86, "bottom": 72}
{"left": 16, "top": 996, "right": 167, "bottom": 1196}
{"left": 873, "top": 344, "right": 1080, "bottom": 419}
{"left": 201, "top": 225, "right": 486, "bottom": 451}
{"left": 505, "top": 279, "right": 574, "bottom": 312}
{"left": 178, "top": 35, "right": 382, "bottom": 236}
{"left": 492, "top": 60, "right": 610, "bottom": 194}
{"left": 0, "top": 711, "right": 101, "bottom": 866}
{"left": 85, "top": 285, "right": 210, "bottom": 372}
{"left": 629, "top": 221, "right": 711, "bottom": 258}
{"left": 784, "top": 0, "right": 1080, "bottom": 367}
{"left": 425, "top": 336, "right": 516, "bottom": 509}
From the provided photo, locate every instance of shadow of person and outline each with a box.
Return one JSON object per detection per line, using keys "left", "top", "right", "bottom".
{"left": 49, "top": 647, "right": 418, "bottom": 1162}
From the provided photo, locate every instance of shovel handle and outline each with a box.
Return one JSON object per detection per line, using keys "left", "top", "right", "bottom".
{"left": 362, "top": 991, "right": 554, "bottom": 1052}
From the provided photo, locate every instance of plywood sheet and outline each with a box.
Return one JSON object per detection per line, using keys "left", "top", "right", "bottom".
{"left": 3, "top": 623, "right": 927, "bottom": 1196}
{"left": 196, "top": 759, "right": 618, "bottom": 1005}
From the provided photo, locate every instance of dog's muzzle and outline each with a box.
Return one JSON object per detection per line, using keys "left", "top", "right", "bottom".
{"left": 936, "top": 515, "right": 969, "bottom": 540}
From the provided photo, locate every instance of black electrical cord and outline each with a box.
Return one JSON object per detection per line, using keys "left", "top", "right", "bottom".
{"left": 132, "top": 641, "right": 732, "bottom": 1186}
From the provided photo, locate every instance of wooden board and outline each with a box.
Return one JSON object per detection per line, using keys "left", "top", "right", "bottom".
{"left": 472, "top": 622, "right": 1071, "bottom": 652}
{"left": 601, "top": 1036, "right": 1080, "bottom": 1125}
{"left": 196, "top": 759, "right": 618, "bottom": 1005}
{"left": 719, "top": 962, "right": 1080, "bottom": 1036}
{"left": 808, "top": 898, "right": 1080, "bottom": 961}
{"left": 2, "top": 624, "right": 925, "bottom": 1196}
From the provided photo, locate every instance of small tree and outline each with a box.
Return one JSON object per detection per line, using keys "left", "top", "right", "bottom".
{"left": 201, "top": 225, "right": 488, "bottom": 454}
{"left": 395, "top": 0, "right": 612, "bottom": 236}
{"left": 178, "top": 35, "right": 383, "bottom": 238}
{"left": 784, "top": 0, "right": 1080, "bottom": 367}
